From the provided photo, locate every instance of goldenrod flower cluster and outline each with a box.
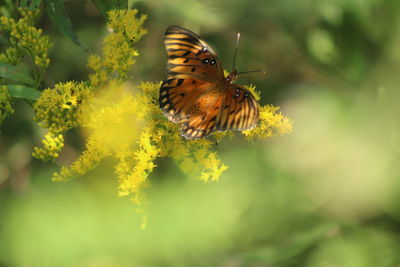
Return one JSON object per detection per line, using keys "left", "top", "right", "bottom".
{"left": 33, "top": 81, "right": 93, "bottom": 133}
{"left": 52, "top": 81, "right": 230, "bottom": 199}
{"left": 32, "top": 131, "right": 64, "bottom": 161}
{"left": 32, "top": 81, "right": 93, "bottom": 160}
{"left": 0, "top": 8, "right": 50, "bottom": 69}
{"left": 243, "top": 105, "right": 293, "bottom": 140}
{"left": 30, "top": 9, "right": 292, "bottom": 211}
{"left": 0, "top": 46, "right": 22, "bottom": 66}
{"left": 52, "top": 81, "right": 291, "bottom": 202}
{"left": 87, "top": 9, "right": 147, "bottom": 86}
{"left": 18, "top": 8, "right": 40, "bottom": 25}
{"left": 0, "top": 85, "right": 14, "bottom": 125}
{"left": 242, "top": 84, "right": 293, "bottom": 139}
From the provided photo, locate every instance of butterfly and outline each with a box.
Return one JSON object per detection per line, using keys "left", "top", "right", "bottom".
{"left": 159, "top": 25, "right": 260, "bottom": 139}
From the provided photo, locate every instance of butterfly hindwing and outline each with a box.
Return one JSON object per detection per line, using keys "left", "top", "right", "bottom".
{"left": 164, "top": 25, "right": 224, "bottom": 82}
{"left": 179, "top": 84, "right": 259, "bottom": 138}
{"left": 179, "top": 89, "right": 223, "bottom": 139}
{"left": 160, "top": 77, "right": 216, "bottom": 124}
{"left": 216, "top": 85, "right": 259, "bottom": 131}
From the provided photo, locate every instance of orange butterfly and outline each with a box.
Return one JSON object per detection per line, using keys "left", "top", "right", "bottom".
{"left": 159, "top": 25, "right": 260, "bottom": 139}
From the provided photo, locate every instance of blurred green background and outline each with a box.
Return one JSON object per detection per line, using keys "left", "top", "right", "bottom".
{"left": 2, "top": 0, "right": 400, "bottom": 266}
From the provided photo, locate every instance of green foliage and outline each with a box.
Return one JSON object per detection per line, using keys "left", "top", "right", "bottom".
{"left": 17, "top": 0, "right": 42, "bottom": 8}
{"left": 2, "top": 1, "right": 400, "bottom": 266}
{"left": 0, "top": 62, "right": 35, "bottom": 85}
{"left": 90, "top": 0, "right": 129, "bottom": 17}
{"left": 14, "top": 0, "right": 132, "bottom": 48}
{"left": 6, "top": 84, "right": 40, "bottom": 100}
{"left": 0, "top": 7, "right": 51, "bottom": 126}
{"left": 44, "top": 0, "right": 84, "bottom": 47}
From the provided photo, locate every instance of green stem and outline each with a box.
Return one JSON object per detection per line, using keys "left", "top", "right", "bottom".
{"left": 34, "top": 67, "right": 44, "bottom": 89}
{"left": 23, "top": 98, "right": 34, "bottom": 107}
{"left": 23, "top": 46, "right": 43, "bottom": 90}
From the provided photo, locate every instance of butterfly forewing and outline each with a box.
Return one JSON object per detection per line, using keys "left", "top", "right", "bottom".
{"left": 164, "top": 26, "right": 224, "bottom": 82}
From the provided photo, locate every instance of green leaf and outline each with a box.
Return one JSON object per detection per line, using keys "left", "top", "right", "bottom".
{"left": 17, "top": 0, "right": 43, "bottom": 8}
{"left": 7, "top": 84, "right": 41, "bottom": 100}
{"left": 45, "top": 0, "right": 84, "bottom": 48}
{"left": 17, "top": 0, "right": 29, "bottom": 7}
{"left": 90, "top": 0, "right": 111, "bottom": 17}
{"left": 0, "top": 62, "right": 35, "bottom": 85}
{"left": 90, "top": 0, "right": 128, "bottom": 18}
{"left": 30, "top": 0, "right": 43, "bottom": 8}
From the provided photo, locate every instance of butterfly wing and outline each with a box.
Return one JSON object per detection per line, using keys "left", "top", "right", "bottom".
{"left": 215, "top": 85, "right": 259, "bottom": 131}
{"left": 164, "top": 25, "right": 224, "bottom": 82}
{"left": 179, "top": 84, "right": 259, "bottom": 139}
{"left": 160, "top": 77, "right": 212, "bottom": 123}
{"left": 160, "top": 77, "right": 222, "bottom": 139}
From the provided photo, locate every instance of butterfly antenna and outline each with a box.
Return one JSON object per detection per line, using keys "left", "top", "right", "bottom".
{"left": 232, "top": 32, "right": 240, "bottom": 72}
{"left": 237, "top": 70, "right": 267, "bottom": 75}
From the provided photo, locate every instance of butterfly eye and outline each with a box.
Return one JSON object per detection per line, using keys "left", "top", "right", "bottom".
{"left": 235, "top": 87, "right": 241, "bottom": 93}
{"left": 210, "top": 59, "right": 216, "bottom": 65}
{"left": 196, "top": 47, "right": 208, "bottom": 55}
{"left": 202, "top": 58, "right": 210, "bottom": 64}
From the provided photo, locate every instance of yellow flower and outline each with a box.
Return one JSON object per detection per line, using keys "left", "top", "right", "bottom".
{"left": 52, "top": 136, "right": 111, "bottom": 181}
{"left": 52, "top": 80, "right": 230, "bottom": 198}
{"left": 32, "top": 131, "right": 64, "bottom": 161}
{"left": 246, "top": 84, "right": 261, "bottom": 101}
{"left": 0, "top": 8, "right": 50, "bottom": 69}
{"left": 32, "top": 81, "right": 93, "bottom": 162}
{"left": 87, "top": 9, "right": 147, "bottom": 86}
{"left": 243, "top": 105, "right": 293, "bottom": 140}
{"left": 18, "top": 8, "right": 40, "bottom": 25}
{"left": 0, "top": 86, "right": 14, "bottom": 125}
{"left": 200, "top": 152, "right": 229, "bottom": 182}
{"left": 34, "top": 81, "right": 93, "bottom": 133}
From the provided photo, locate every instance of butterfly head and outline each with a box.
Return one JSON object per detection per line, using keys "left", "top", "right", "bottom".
{"left": 226, "top": 69, "right": 238, "bottom": 84}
